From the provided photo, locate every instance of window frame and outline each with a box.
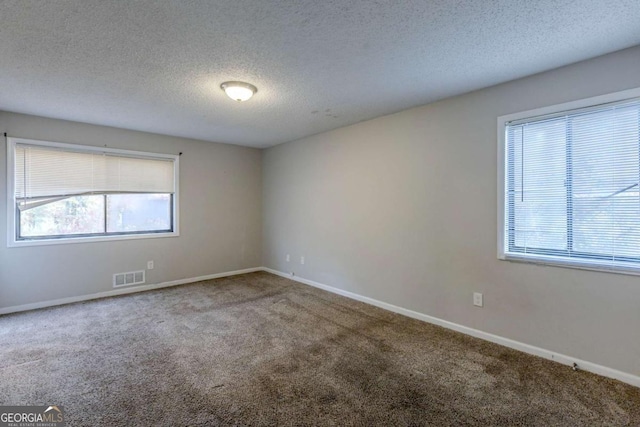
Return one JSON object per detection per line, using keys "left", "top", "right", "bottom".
{"left": 497, "top": 87, "right": 640, "bottom": 275}
{"left": 6, "top": 137, "right": 180, "bottom": 247}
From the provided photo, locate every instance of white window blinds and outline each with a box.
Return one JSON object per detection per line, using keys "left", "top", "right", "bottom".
{"left": 504, "top": 98, "right": 640, "bottom": 270}
{"left": 14, "top": 143, "right": 175, "bottom": 208}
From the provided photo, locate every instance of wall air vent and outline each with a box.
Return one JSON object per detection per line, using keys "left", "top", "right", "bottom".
{"left": 113, "top": 270, "right": 145, "bottom": 288}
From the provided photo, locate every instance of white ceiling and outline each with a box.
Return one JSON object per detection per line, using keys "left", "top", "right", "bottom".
{"left": 1, "top": 1, "right": 640, "bottom": 148}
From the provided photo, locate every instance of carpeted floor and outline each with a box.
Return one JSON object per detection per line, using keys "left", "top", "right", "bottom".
{"left": 0, "top": 272, "right": 638, "bottom": 426}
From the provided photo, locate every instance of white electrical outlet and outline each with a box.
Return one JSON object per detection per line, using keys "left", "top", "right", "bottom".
{"left": 147, "top": 260, "right": 154, "bottom": 270}
{"left": 300, "top": 256, "right": 305, "bottom": 265}
{"left": 473, "top": 292, "right": 483, "bottom": 307}
{"left": 286, "top": 254, "right": 290, "bottom": 262}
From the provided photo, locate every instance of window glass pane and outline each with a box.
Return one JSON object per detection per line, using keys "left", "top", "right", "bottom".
{"left": 19, "top": 195, "right": 104, "bottom": 237}
{"left": 511, "top": 119, "right": 567, "bottom": 251}
{"left": 106, "top": 194, "right": 171, "bottom": 233}
{"left": 572, "top": 106, "right": 640, "bottom": 257}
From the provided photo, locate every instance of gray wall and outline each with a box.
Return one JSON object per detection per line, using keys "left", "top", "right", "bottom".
{"left": 262, "top": 46, "right": 640, "bottom": 376}
{"left": 0, "top": 112, "right": 262, "bottom": 309}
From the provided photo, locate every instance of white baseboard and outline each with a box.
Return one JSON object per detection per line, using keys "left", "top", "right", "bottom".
{"left": 262, "top": 267, "right": 640, "bottom": 388}
{"left": 0, "top": 267, "right": 262, "bottom": 316}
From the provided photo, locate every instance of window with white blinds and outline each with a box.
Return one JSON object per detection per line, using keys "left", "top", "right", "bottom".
{"left": 7, "top": 137, "right": 179, "bottom": 246}
{"left": 499, "top": 92, "right": 640, "bottom": 273}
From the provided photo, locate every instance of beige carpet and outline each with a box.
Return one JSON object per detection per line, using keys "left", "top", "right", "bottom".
{"left": 0, "top": 271, "right": 638, "bottom": 426}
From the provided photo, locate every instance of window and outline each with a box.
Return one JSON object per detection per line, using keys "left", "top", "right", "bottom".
{"left": 7, "top": 137, "right": 179, "bottom": 246}
{"left": 498, "top": 89, "right": 640, "bottom": 274}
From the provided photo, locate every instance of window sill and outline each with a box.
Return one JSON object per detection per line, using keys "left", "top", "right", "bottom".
{"left": 499, "top": 253, "right": 640, "bottom": 277}
{"left": 7, "top": 231, "right": 179, "bottom": 248}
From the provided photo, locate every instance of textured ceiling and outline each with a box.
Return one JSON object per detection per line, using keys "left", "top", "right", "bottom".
{"left": 1, "top": 1, "right": 640, "bottom": 148}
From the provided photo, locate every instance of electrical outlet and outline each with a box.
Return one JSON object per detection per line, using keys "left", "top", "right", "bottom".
{"left": 147, "top": 260, "right": 154, "bottom": 270}
{"left": 286, "top": 254, "right": 290, "bottom": 262}
{"left": 300, "top": 256, "right": 305, "bottom": 265}
{"left": 473, "top": 292, "right": 483, "bottom": 307}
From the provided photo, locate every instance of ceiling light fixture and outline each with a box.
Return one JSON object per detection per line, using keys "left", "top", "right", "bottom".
{"left": 220, "top": 81, "right": 257, "bottom": 102}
